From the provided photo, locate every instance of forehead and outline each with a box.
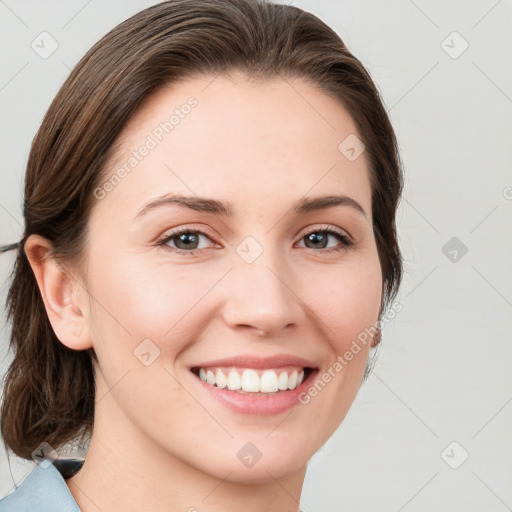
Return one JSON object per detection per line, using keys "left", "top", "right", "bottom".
{"left": 91, "top": 74, "right": 371, "bottom": 224}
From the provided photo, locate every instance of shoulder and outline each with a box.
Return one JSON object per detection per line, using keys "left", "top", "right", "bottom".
{"left": 0, "top": 458, "right": 84, "bottom": 511}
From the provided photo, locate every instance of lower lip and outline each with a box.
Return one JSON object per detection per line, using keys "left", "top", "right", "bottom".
{"left": 191, "top": 369, "right": 318, "bottom": 415}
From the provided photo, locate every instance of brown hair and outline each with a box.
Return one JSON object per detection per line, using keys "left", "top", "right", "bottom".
{"left": 0, "top": 0, "right": 403, "bottom": 461}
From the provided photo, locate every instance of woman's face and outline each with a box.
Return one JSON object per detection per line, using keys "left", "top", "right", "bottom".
{"left": 79, "top": 73, "right": 382, "bottom": 483}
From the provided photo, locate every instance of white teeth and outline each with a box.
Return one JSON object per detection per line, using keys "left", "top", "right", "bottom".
{"left": 260, "top": 370, "right": 279, "bottom": 393}
{"left": 288, "top": 370, "right": 298, "bottom": 390}
{"left": 206, "top": 370, "right": 216, "bottom": 385}
{"left": 227, "top": 370, "right": 241, "bottom": 390}
{"left": 278, "top": 371, "right": 289, "bottom": 390}
{"left": 195, "top": 367, "right": 308, "bottom": 393}
{"left": 241, "top": 369, "right": 260, "bottom": 392}
{"left": 215, "top": 368, "right": 227, "bottom": 388}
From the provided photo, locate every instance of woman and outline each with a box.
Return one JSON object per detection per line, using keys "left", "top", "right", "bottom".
{"left": 0, "top": 0, "right": 403, "bottom": 510}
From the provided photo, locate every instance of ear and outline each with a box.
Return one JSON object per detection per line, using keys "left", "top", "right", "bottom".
{"left": 370, "top": 327, "right": 382, "bottom": 348}
{"left": 24, "top": 234, "right": 92, "bottom": 351}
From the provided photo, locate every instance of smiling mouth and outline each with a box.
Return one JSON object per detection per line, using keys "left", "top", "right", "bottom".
{"left": 190, "top": 366, "right": 314, "bottom": 395}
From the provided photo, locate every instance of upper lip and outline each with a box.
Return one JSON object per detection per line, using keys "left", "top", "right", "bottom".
{"left": 191, "top": 354, "right": 318, "bottom": 370}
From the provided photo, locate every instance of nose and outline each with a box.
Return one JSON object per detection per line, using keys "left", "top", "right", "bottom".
{"left": 222, "top": 247, "right": 306, "bottom": 338}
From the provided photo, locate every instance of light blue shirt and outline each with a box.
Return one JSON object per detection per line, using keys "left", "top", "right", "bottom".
{"left": 0, "top": 458, "right": 84, "bottom": 511}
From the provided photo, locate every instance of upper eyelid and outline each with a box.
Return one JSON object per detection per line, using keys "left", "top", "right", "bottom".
{"left": 296, "top": 224, "right": 350, "bottom": 239}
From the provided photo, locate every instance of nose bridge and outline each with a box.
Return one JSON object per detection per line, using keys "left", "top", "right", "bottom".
{"left": 224, "top": 233, "right": 303, "bottom": 334}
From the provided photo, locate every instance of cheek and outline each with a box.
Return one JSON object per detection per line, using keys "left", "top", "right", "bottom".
{"left": 86, "top": 253, "right": 227, "bottom": 358}
{"left": 306, "top": 256, "right": 382, "bottom": 349}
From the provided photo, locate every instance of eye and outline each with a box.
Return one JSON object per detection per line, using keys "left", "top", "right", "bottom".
{"left": 295, "top": 226, "right": 354, "bottom": 253}
{"left": 157, "top": 226, "right": 218, "bottom": 256}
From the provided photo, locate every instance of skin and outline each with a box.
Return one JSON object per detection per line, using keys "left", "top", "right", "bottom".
{"left": 25, "top": 73, "right": 382, "bottom": 512}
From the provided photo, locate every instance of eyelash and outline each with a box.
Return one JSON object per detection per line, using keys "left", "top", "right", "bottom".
{"left": 156, "top": 225, "right": 354, "bottom": 257}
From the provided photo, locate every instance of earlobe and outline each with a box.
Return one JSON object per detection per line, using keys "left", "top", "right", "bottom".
{"left": 24, "top": 234, "right": 92, "bottom": 351}
{"left": 371, "top": 326, "right": 382, "bottom": 347}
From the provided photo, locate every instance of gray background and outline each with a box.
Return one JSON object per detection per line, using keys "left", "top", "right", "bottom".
{"left": 1, "top": 0, "right": 511, "bottom": 510}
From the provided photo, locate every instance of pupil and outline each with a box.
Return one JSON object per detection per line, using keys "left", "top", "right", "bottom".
{"left": 308, "top": 232, "right": 326, "bottom": 248}
{"left": 179, "top": 233, "right": 197, "bottom": 248}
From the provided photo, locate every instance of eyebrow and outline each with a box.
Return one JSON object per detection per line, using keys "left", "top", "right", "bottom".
{"left": 134, "top": 193, "right": 367, "bottom": 219}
